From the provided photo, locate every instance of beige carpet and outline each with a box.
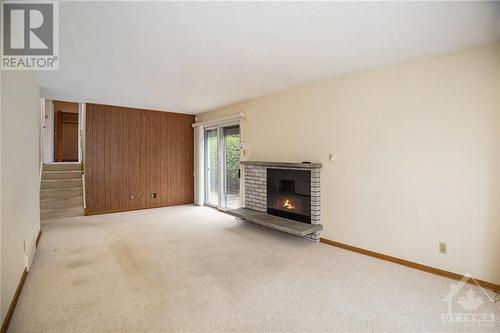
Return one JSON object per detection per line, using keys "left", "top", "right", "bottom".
{"left": 10, "top": 205, "right": 499, "bottom": 332}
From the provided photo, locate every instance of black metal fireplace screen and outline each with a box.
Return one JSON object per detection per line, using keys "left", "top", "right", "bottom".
{"left": 267, "top": 168, "right": 311, "bottom": 224}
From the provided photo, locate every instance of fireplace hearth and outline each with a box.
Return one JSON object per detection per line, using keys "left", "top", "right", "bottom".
{"left": 238, "top": 161, "right": 322, "bottom": 241}
{"left": 267, "top": 168, "right": 311, "bottom": 223}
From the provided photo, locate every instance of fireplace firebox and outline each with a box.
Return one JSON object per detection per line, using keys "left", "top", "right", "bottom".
{"left": 267, "top": 168, "right": 311, "bottom": 224}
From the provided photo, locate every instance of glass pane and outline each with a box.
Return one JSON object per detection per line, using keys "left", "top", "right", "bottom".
{"left": 205, "top": 129, "right": 218, "bottom": 206}
{"left": 223, "top": 126, "right": 240, "bottom": 209}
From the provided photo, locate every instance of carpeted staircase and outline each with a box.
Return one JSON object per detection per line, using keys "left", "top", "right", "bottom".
{"left": 40, "top": 163, "right": 84, "bottom": 220}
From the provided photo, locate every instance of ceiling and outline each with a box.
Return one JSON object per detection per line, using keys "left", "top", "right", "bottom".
{"left": 36, "top": 1, "right": 500, "bottom": 114}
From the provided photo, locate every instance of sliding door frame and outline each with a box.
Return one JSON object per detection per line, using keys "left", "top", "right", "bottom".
{"left": 203, "top": 120, "right": 240, "bottom": 210}
{"left": 204, "top": 126, "right": 219, "bottom": 208}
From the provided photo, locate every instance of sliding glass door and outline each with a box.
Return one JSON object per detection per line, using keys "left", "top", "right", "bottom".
{"left": 205, "top": 128, "right": 219, "bottom": 207}
{"left": 222, "top": 126, "right": 240, "bottom": 209}
{"left": 204, "top": 125, "right": 240, "bottom": 209}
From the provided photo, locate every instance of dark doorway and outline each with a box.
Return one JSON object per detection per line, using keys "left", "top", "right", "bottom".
{"left": 54, "top": 101, "right": 79, "bottom": 162}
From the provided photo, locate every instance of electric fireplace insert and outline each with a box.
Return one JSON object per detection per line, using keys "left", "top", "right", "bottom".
{"left": 267, "top": 168, "right": 311, "bottom": 224}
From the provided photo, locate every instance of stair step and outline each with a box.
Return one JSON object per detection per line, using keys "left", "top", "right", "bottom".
{"left": 40, "top": 196, "right": 84, "bottom": 210}
{"left": 41, "top": 207, "right": 84, "bottom": 220}
{"left": 43, "top": 163, "right": 81, "bottom": 171}
{"left": 42, "top": 170, "right": 81, "bottom": 180}
{"left": 40, "top": 187, "right": 83, "bottom": 200}
{"left": 41, "top": 179, "right": 82, "bottom": 189}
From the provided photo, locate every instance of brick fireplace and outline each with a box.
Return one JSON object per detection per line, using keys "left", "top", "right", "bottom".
{"left": 242, "top": 161, "right": 321, "bottom": 241}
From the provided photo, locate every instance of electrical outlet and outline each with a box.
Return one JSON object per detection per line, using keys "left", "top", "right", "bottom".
{"left": 439, "top": 242, "right": 447, "bottom": 254}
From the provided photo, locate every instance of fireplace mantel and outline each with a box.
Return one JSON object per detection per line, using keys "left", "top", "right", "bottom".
{"left": 240, "top": 161, "right": 322, "bottom": 169}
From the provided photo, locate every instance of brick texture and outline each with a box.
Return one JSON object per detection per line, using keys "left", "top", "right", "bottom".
{"left": 243, "top": 163, "right": 321, "bottom": 242}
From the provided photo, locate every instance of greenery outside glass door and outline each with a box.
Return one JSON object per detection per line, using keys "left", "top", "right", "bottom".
{"left": 222, "top": 126, "right": 240, "bottom": 209}
{"left": 204, "top": 124, "right": 240, "bottom": 209}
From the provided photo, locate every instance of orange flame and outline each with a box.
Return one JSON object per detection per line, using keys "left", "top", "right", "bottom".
{"left": 282, "top": 199, "right": 294, "bottom": 210}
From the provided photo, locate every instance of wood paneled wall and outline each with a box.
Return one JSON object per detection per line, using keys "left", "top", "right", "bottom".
{"left": 85, "top": 104, "right": 194, "bottom": 215}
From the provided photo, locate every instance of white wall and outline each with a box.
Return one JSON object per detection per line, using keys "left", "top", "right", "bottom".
{"left": 43, "top": 99, "right": 54, "bottom": 163}
{"left": 78, "top": 103, "right": 85, "bottom": 163}
{"left": 0, "top": 69, "right": 3, "bottom": 323}
{"left": 1, "top": 71, "right": 41, "bottom": 324}
{"left": 197, "top": 42, "right": 500, "bottom": 284}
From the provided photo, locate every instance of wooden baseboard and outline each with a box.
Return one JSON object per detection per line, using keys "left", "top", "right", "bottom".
{"left": 85, "top": 202, "right": 195, "bottom": 216}
{"left": 320, "top": 238, "right": 499, "bottom": 292}
{"left": 0, "top": 269, "right": 28, "bottom": 333}
{"left": 1, "top": 231, "right": 41, "bottom": 332}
